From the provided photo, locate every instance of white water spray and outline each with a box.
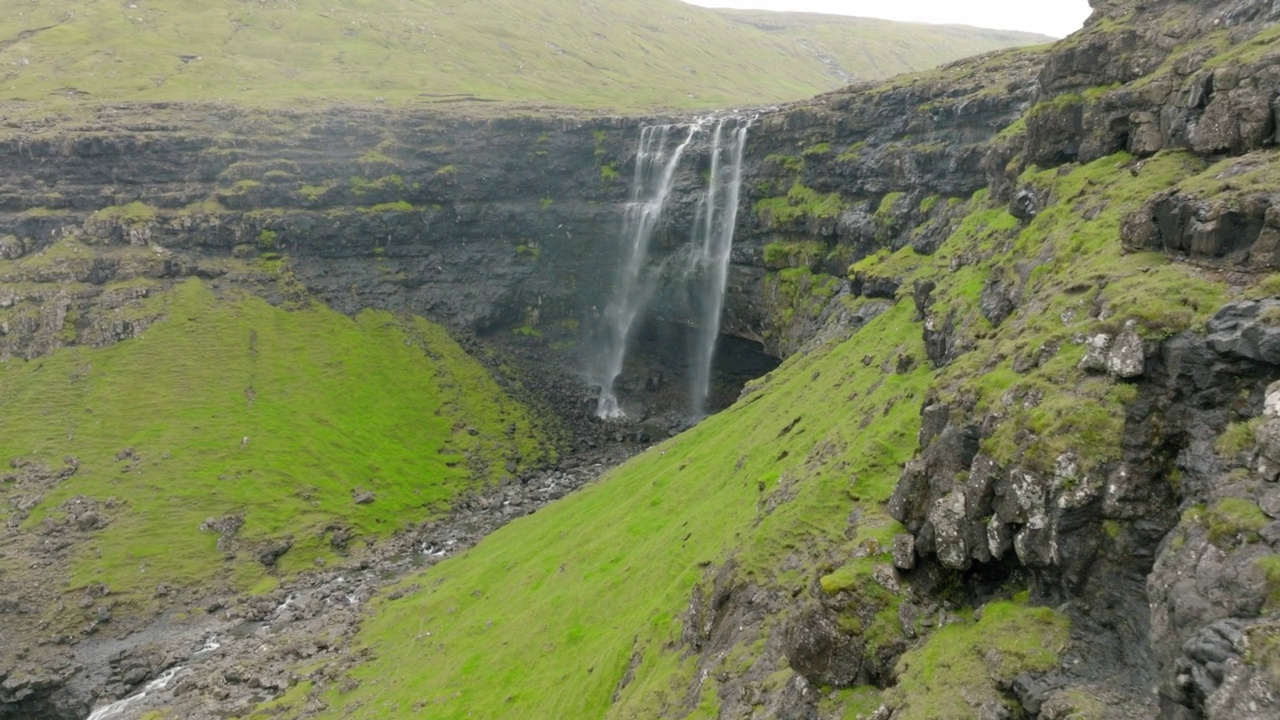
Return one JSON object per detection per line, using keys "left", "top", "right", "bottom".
{"left": 85, "top": 666, "right": 183, "bottom": 720}
{"left": 688, "top": 117, "right": 751, "bottom": 418}
{"left": 594, "top": 123, "right": 701, "bottom": 418}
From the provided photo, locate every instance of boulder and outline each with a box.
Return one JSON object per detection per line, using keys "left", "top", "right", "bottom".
{"left": 782, "top": 607, "right": 867, "bottom": 687}
{"left": 927, "top": 492, "right": 970, "bottom": 570}
{"left": 1207, "top": 300, "right": 1280, "bottom": 365}
{"left": 1008, "top": 188, "right": 1040, "bottom": 220}
{"left": 1106, "top": 321, "right": 1146, "bottom": 378}
{"left": 1079, "top": 333, "right": 1112, "bottom": 373}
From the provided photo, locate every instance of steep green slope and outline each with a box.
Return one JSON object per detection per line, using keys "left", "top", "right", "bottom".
{"left": 717, "top": 11, "right": 1053, "bottom": 83}
{"left": 309, "top": 300, "right": 931, "bottom": 720}
{"left": 0, "top": 279, "right": 548, "bottom": 608}
{"left": 0, "top": 0, "right": 1044, "bottom": 111}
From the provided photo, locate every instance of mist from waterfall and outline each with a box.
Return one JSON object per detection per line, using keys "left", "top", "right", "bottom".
{"left": 594, "top": 122, "right": 701, "bottom": 419}
{"left": 688, "top": 117, "right": 751, "bottom": 419}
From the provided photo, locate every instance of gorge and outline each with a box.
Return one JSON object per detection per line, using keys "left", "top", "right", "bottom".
{"left": 5, "top": 0, "right": 1280, "bottom": 719}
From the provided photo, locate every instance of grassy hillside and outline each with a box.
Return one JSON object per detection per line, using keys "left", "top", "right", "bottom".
{"left": 308, "top": 299, "right": 933, "bottom": 720}
{"left": 717, "top": 11, "right": 1053, "bottom": 83}
{"left": 0, "top": 279, "right": 548, "bottom": 608}
{"left": 0, "top": 0, "right": 1045, "bottom": 111}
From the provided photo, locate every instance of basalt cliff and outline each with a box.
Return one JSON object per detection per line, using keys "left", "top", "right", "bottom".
{"left": 6, "top": 0, "right": 1280, "bottom": 719}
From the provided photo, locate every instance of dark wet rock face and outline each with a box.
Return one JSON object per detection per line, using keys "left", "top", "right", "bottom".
{"left": 782, "top": 606, "right": 868, "bottom": 688}
{"left": 1121, "top": 189, "right": 1280, "bottom": 270}
{"left": 0, "top": 112, "right": 640, "bottom": 356}
{"left": 0, "top": 108, "right": 789, "bottom": 431}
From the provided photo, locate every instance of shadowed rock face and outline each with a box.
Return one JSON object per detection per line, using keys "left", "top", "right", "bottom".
{"left": 0, "top": 109, "right": 791, "bottom": 430}
{"left": 0, "top": 111, "right": 639, "bottom": 344}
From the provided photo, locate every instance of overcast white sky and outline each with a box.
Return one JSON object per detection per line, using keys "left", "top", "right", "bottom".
{"left": 682, "top": 0, "right": 1094, "bottom": 38}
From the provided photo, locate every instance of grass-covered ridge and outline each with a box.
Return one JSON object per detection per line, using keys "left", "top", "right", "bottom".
{"left": 0, "top": 0, "right": 1048, "bottom": 111}
{"left": 855, "top": 150, "right": 1226, "bottom": 474}
{"left": 0, "top": 280, "right": 548, "bottom": 604}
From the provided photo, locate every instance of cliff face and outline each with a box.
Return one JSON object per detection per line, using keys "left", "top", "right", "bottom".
{"left": 5, "top": 0, "right": 1280, "bottom": 366}
{"left": 0, "top": 107, "right": 786, "bottom": 418}
{"left": 5, "top": 0, "right": 1280, "bottom": 718}
{"left": 0, "top": 110, "right": 635, "bottom": 351}
{"left": 715, "top": 0, "right": 1280, "bottom": 717}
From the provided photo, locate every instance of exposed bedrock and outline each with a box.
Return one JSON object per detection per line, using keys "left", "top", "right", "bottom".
{"left": 887, "top": 303, "right": 1280, "bottom": 717}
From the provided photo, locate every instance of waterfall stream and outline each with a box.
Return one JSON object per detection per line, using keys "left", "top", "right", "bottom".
{"left": 593, "top": 115, "right": 751, "bottom": 420}
{"left": 688, "top": 117, "right": 751, "bottom": 418}
{"left": 594, "top": 122, "right": 701, "bottom": 418}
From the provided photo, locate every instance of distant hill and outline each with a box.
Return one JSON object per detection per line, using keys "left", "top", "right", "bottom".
{"left": 714, "top": 10, "right": 1054, "bottom": 84}
{"left": 0, "top": 0, "right": 1050, "bottom": 112}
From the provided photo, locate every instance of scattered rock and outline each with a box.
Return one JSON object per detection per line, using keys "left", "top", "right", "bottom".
{"left": 257, "top": 538, "right": 293, "bottom": 567}
{"left": 1079, "top": 325, "right": 1146, "bottom": 378}
{"left": 1106, "top": 321, "right": 1146, "bottom": 378}
{"left": 1008, "top": 188, "right": 1040, "bottom": 220}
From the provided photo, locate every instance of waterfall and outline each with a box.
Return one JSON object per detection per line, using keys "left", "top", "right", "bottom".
{"left": 688, "top": 117, "right": 751, "bottom": 418}
{"left": 592, "top": 115, "right": 751, "bottom": 421}
{"left": 594, "top": 122, "right": 700, "bottom": 419}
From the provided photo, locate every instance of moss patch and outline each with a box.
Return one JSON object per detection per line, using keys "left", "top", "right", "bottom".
{"left": 756, "top": 182, "right": 845, "bottom": 226}
{"left": 886, "top": 600, "right": 1070, "bottom": 719}
{"left": 1195, "top": 498, "right": 1271, "bottom": 545}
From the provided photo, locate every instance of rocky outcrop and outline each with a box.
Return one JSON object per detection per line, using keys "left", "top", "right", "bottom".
{"left": 1121, "top": 186, "right": 1280, "bottom": 270}
{"left": 1034, "top": 0, "right": 1280, "bottom": 160}
{"left": 888, "top": 301, "right": 1280, "bottom": 715}
{"left": 0, "top": 110, "right": 640, "bottom": 356}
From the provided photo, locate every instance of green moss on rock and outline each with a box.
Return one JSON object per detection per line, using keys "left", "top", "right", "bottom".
{"left": 887, "top": 600, "right": 1069, "bottom": 719}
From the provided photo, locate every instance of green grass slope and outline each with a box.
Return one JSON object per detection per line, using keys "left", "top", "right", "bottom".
{"left": 0, "top": 0, "right": 1045, "bottom": 111}
{"left": 717, "top": 11, "right": 1053, "bottom": 83}
{"left": 309, "top": 299, "right": 931, "bottom": 719}
{"left": 0, "top": 279, "right": 548, "bottom": 605}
